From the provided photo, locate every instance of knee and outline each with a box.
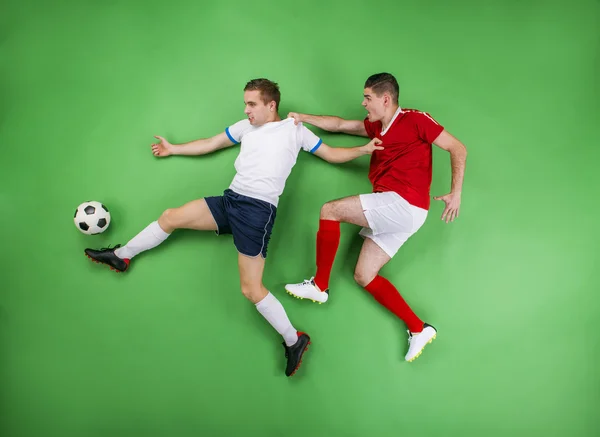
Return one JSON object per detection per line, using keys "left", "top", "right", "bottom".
{"left": 240, "top": 283, "right": 264, "bottom": 303}
{"left": 158, "top": 208, "right": 177, "bottom": 232}
{"left": 320, "top": 202, "right": 336, "bottom": 220}
{"left": 354, "top": 268, "right": 376, "bottom": 288}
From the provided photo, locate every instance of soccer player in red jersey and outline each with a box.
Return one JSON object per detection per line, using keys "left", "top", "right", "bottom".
{"left": 284, "top": 73, "right": 467, "bottom": 362}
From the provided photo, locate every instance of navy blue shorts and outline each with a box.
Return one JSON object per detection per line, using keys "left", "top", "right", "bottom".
{"left": 205, "top": 189, "right": 277, "bottom": 258}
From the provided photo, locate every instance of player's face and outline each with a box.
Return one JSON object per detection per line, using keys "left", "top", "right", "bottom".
{"left": 244, "top": 90, "right": 273, "bottom": 126}
{"left": 362, "top": 87, "right": 385, "bottom": 122}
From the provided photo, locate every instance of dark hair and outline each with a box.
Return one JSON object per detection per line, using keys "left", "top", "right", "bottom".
{"left": 364, "top": 73, "right": 399, "bottom": 104}
{"left": 244, "top": 78, "right": 281, "bottom": 110}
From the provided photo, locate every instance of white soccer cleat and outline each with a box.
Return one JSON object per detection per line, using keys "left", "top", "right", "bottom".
{"left": 405, "top": 324, "right": 437, "bottom": 362}
{"left": 284, "top": 277, "right": 329, "bottom": 304}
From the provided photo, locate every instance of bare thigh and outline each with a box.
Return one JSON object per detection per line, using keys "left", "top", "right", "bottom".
{"left": 321, "top": 195, "right": 370, "bottom": 227}
{"left": 158, "top": 198, "right": 218, "bottom": 233}
{"left": 354, "top": 237, "right": 392, "bottom": 287}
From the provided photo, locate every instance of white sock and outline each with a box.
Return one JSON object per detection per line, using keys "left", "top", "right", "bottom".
{"left": 114, "top": 221, "right": 170, "bottom": 260}
{"left": 255, "top": 292, "right": 298, "bottom": 346}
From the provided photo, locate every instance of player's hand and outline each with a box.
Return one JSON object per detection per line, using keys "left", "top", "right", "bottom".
{"left": 362, "top": 137, "right": 384, "bottom": 154}
{"left": 434, "top": 192, "right": 461, "bottom": 223}
{"left": 287, "top": 112, "right": 304, "bottom": 125}
{"left": 151, "top": 136, "right": 173, "bottom": 157}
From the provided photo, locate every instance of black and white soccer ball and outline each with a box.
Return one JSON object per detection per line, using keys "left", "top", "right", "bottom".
{"left": 74, "top": 201, "right": 111, "bottom": 235}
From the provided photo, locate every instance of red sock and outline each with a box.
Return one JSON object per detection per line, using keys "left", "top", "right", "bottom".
{"left": 313, "top": 219, "right": 341, "bottom": 291}
{"left": 364, "top": 275, "right": 424, "bottom": 332}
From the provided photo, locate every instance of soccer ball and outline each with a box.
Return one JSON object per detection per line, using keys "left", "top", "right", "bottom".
{"left": 74, "top": 201, "right": 111, "bottom": 235}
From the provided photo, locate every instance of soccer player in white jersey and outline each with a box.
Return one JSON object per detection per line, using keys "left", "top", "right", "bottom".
{"left": 84, "top": 78, "right": 383, "bottom": 377}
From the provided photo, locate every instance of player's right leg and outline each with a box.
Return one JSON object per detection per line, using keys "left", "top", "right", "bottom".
{"left": 285, "top": 195, "right": 369, "bottom": 303}
{"left": 84, "top": 198, "right": 220, "bottom": 272}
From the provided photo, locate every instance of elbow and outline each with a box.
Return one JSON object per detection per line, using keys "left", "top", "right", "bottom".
{"left": 451, "top": 142, "right": 467, "bottom": 158}
{"left": 324, "top": 150, "right": 343, "bottom": 163}
{"left": 331, "top": 119, "right": 344, "bottom": 133}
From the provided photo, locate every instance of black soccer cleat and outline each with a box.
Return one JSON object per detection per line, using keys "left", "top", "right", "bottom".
{"left": 84, "top": 244, "right": 130, "bottom": 273}
{"left": 282, "top": 332, "right": 311, "bottom": 377}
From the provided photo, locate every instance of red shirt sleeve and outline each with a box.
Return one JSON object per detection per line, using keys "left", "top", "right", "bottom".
{"left": 363, "top": 117, "right": 376, "bottom": 139}
{"left": 416, "top": 112, "right": 444, "bottom": 144}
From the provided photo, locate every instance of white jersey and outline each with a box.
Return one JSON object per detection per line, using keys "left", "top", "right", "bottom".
{"left": 224, "top": 117, "right": 322, "bottom": 207}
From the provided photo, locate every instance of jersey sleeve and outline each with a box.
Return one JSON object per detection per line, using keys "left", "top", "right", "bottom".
{"left": 415, "top": 112, "right": 444, "bottom": 144}
{"left": 363, "top": 117, "right": 376, "bottom": 139}
{"left": 298, "top": 123, "right": 323, "bottom": 153}
{"left": 225, "top": 119, "right": 251, "bottom": 144}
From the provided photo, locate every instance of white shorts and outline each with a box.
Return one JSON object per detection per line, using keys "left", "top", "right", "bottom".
{"left": 359, "top": 191, "right": 428, "bottom": 258}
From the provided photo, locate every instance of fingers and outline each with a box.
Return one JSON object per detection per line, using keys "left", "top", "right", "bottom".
{"left": 436, "top": 195, "right": 460, "bottom": 223}
{"left": 151, "top": 143, "right": 163, "bottom": 156}
{"left": 365, "top": 137, "right": 384, "bottom": 153}
{"left": 287, "top": 113, "right": 299, "bottom": 124}
{"left": 444, "top": 207, "right": 459, "bottom": 223}
{"left": 451, "top": 207, "right": 460, "bottom": 222}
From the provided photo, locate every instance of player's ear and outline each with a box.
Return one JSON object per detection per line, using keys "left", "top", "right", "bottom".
{"left": 384, "top": 93, "right": 391, "bottom": 107}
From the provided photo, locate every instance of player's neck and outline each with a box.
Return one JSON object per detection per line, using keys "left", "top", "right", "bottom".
{"left": 267, "top": 113, "right": 281, "bottom": 123}
{"left": 380, "top": 105, "right": 400, "bottom": 131}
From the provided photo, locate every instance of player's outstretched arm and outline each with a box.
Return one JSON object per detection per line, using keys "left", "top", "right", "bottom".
{"left": 313, "top": 138, "right": 383, "bottom": 164}
{"left": 288, "top": 112, "right": 368, "bottom": 137}
{"left": 432, "top": 129, "right": 467, "bottom": 223}
{"left": 151, "top": 132, "right": 235, "bottom": 157}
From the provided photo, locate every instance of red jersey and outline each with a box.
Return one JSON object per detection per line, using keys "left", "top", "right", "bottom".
{"left": 364, "top": 108, "right": 444, "bottom": 210}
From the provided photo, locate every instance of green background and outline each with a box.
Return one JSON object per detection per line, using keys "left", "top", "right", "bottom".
{"left": 2, "top": 0, "right": 599, "bottom": 436}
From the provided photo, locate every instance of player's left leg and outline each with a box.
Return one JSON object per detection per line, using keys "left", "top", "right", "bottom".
{"left": 353, "top": 192, "right": 435, "bottom": 362}
{"left": 237, "top": 253, "right": 310, "bottom": 377}
{"left": 354, "top": 237, "right": 436, "bottom": 362}
{"left": 226, "top": 190, "right": 310, "bottom": 377}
